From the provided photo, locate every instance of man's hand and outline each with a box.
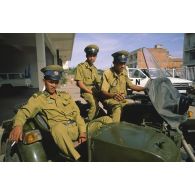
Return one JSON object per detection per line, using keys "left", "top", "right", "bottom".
{"left": 78, "top": 132, "right": 87, "bottom": 144}
{"left": 113, "top": 93, "right": 125, "bottom": 101}
{"left": 88, "top": 90, "right": 93, "bottom": 94}
{"left": 9, "top": 126, "right": 23, "bottom": 142}
{"left": 77, "top": 81, "right": 93, "bottom": 94}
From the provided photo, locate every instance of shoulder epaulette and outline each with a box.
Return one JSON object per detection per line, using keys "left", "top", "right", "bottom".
{"left": 92, "top": 65, "right": 98, "bottom": 70}
{"left": 58, "top": 91, "right": 72, "bottom": 99}
{"left": 104, "top": 68, "right": 112, "bottom": 74}
{"left": 77, "top": 62, "right": 85, "bottom": 67}
{"left": 58, "top": 91, "right": 68, "bottom": 95}
{"left": 33, "top": 91, "right": 43, "bottom": 98}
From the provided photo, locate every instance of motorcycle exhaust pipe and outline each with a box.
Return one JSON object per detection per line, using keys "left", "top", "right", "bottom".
{"left": 181, "top": 135, "right": 195, "bottom": 162}
{"left": 177, "top": 128, "right": 195, "bottom": 162}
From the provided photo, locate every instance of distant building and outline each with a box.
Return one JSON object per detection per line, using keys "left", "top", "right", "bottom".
{"left": 183, "top": 33, "right": 195, "bottom": 67}
{"left": 183, "top": 33, "right": 195, "bottom": 81}
{"left": 127, "top": 44, "right": 183, "bottom": 69}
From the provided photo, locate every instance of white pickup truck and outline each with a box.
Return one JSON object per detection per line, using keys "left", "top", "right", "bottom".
{"left": 0, "top": 73, "right": 32, "bottom": 88}
{"left": 127, "top": 68, "right": 193, "bottom": 94}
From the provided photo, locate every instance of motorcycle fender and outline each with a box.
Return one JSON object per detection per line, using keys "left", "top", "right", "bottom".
{"left": 17, "top": 141, "right": 47, "bottom": 162}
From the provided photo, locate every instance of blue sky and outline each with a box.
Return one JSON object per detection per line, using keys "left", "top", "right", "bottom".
{"left": 70, "top": 33, "right": 184, "bottom": 70}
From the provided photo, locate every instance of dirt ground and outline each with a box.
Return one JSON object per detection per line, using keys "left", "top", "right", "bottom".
{"left": 60, "top": 78, "right": 82, "bottom": 102}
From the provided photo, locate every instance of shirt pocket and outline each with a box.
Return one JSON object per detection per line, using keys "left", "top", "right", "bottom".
{"left": 119, "top": 79, "right": 126, "bottom": 89}
{"left": 83, "top": 70, "right": 93, "bottom": 84}
{"left": 62, "top": 101, "right": 77, "bottom": 119}
{"left": 109, "top": 79, "right": 119, "bottom": 93}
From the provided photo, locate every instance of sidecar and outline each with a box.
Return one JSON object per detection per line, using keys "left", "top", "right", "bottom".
{"left": 89, "top": 122, "right": 181, "bottom": 162}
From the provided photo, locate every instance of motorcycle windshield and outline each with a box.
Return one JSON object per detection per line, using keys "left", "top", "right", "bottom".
{"left": 145, "top": 77, "right": 187, "bottom": 129}
{"left": 142, "top": 47, "right": 166, "bottom": 78}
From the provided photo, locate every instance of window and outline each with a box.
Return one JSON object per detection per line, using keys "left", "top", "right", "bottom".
{"left": 190, "top": 52, "right": 195, "bottom": 60}
{"left": 0, "top": 74, "right": 8, "bottom": 80}
{"left": 9, "top": 73, "right": 24, "bottom": 79}
{"left": 129, "top": 69, "right": 146, "bottom": 78}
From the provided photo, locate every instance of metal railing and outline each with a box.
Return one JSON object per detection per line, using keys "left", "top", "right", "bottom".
{"left": 165, "top": 67, "right": 195, "bottom": 81}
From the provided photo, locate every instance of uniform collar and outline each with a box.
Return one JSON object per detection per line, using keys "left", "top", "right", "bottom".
{"left": 111, "top": 67, "right": 125, "bottom": 77}
{"left": 43, "top": 90, "right": 50, "bottom": 97}
{"left": 43, "top": 90, "right": 59, "bottom": 99}
{"left": 85, "top": 61, "right": 94, "bottom": 69}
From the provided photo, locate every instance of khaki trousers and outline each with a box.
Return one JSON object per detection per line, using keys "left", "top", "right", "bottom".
{"left": 87, "top": 116, "right": 113, "bottom": 136}
{"left": 81, "top": 92, "right": 99, "bottom": 120}
{"left": 104, "top": 99, "right": 129, "bottom": 123}
{"left": 51, "top": 123, "right": 80, "bottom": 160}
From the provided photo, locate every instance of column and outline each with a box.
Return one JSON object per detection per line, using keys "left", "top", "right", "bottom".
{"left": 36, "top": 33, "right": 46, "bottom": 91}
{"left": 54, "top": 54, "right": 58, "bottom": 64}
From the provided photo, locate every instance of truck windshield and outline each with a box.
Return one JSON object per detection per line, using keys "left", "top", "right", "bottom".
{"left": 142, "top": 69, "right": 172, "bottom": 78}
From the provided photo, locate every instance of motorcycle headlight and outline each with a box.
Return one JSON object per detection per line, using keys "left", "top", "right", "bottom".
{"left": 23, "top": 130, "right": 42, "bottom": 144}
{"left": 188, "top": 111, "right": 193, "bottom": 118}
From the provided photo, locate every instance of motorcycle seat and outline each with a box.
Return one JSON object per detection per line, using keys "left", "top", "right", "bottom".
{"left": 34, "top": 113, "right": 50, "bottom": 132}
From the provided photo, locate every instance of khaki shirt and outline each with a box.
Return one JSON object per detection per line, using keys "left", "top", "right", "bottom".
{"left": 101, "top": 67, "right": 133, "bottom": 96}
{"left": 13, "top": 91, "right": 86, "bottom": 133}
{"left": 74, "top": 61, "right": 101, "bottom": 92}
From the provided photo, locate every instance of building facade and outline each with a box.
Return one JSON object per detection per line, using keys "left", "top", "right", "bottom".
{"left": 183, "top": 33, "right": 195, "bottom": 67}
{"left": 183, "top": 33, "right": 195, "bottom": 81}
{"left": 0, "top": 33, "right": 75, "bottom": 90}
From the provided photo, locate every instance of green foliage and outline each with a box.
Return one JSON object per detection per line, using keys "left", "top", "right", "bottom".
{"left": 68, "top": 67, "right": 76, "bottom": 75}
{"left": 60, "top": 73, "right": 67, "bottom": 84}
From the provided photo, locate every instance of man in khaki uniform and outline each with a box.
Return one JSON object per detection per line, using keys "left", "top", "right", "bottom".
{"left": 9, "top": 65, "right": 87, "bottom": 161}
{"left": 74, "top": 44, "right": 101, "bottom": 121}
{"left": 101, "top": 50, "right": 145, "bottom": 122}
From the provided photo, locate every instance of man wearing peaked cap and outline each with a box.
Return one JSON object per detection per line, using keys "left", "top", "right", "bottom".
{"left": 84, "top": 44, "right": 99, "bottom": 55}
{"left": 112, "top": 50, "right": 129, "bottom": 63}
{"left": 74, "top": 44, "right": 101, "bottom": 121}
{"left": 41, "top": 64, "right": 64, "bottom": 81}
{"left": 9, "top": 64, "right": 87, "bottom": 161}
{"left": 101, "top": 50, "right": 145, "bottom": 122}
